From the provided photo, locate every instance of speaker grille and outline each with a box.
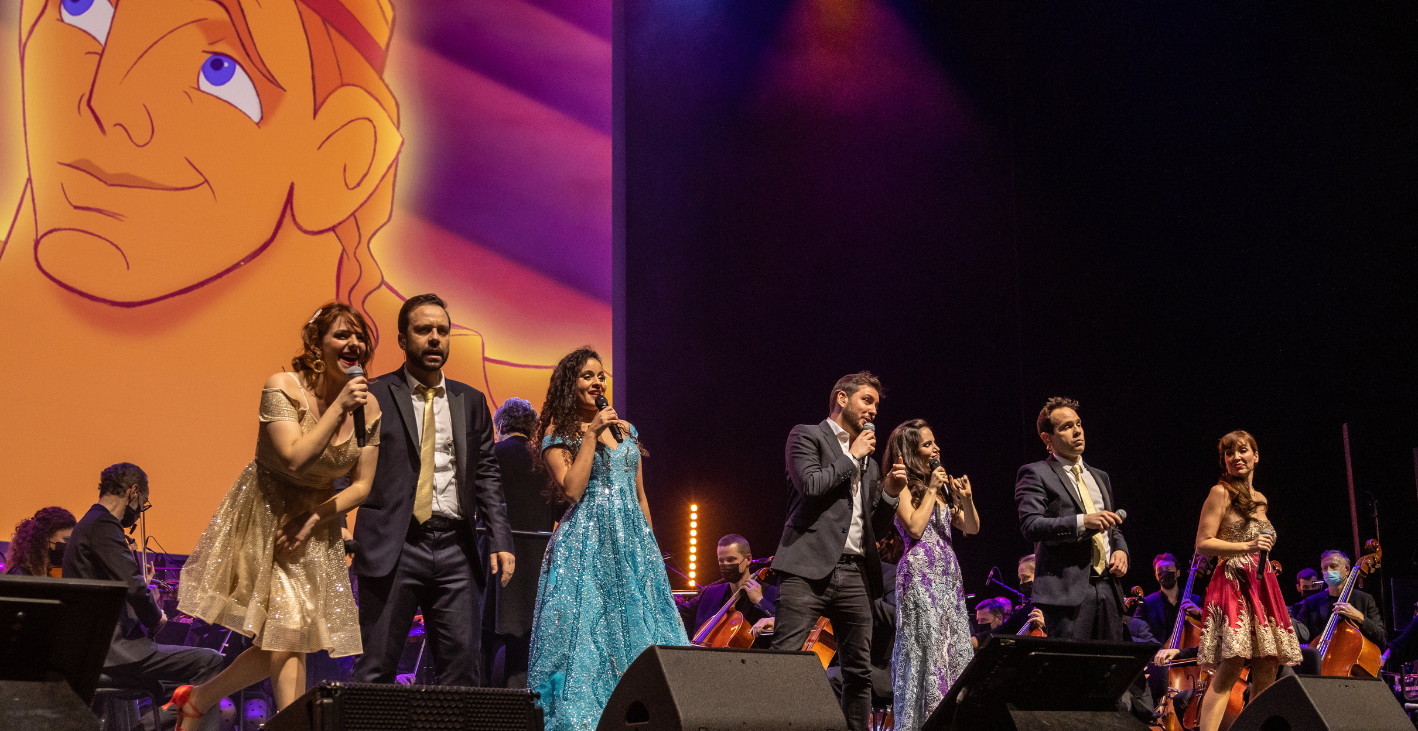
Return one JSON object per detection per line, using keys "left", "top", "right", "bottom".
{"left": 270, "top": 682, "right": 542, "bottom": 731}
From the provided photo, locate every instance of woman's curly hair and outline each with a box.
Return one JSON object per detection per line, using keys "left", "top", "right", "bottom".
{"left": 6, "top": 506, "right": 76, "bottom": 577}
{"left": 534, "top": 347, "right": 644, "bottom": 503}
{"left": 290, "top": 303, "right": 375, "bottom": 388}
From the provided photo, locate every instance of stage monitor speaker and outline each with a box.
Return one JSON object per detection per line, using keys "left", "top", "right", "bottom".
{"left": 923, "top": 635, "right": 1155, "bottom": 731}
{"left": 0, "top": 575, "right": 126, "bottom": 703}
{"left": 596, "top": 645, "right": 844, "bottom": 731}
{"left": 1228, "top": 675, "right": 1411, "bottom": 731}
{"left": 262, "top": 682, "right": 543, "bottom": 731}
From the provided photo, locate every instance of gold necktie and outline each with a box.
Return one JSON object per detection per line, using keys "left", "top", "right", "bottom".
{"left": 413, "top": 384, "right": 444, "bottom": 524}
{"left": 1073, "top": 463, "right": 1108, "bottom": 575}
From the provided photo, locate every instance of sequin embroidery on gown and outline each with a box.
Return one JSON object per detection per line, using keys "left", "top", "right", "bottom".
{"left": 1197, "top": 518, "right": 1302, "bottom": 670}
{"left": 527, "top": 424, "right": 688, "bottom": 731}
{"left": 893, "top": 501, "right": 973, "bottom": 731}
{"left": 178, "top": 386, "right": 378, "bottom": 656}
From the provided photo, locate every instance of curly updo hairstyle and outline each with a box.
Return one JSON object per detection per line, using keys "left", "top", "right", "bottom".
{"left": 291, "top": 303, "right": 375, "bottom": 387}
{"left": 6, "top": 506, "right": 76, "bottom": 577}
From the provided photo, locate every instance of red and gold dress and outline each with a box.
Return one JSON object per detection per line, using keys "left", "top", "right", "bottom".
{"left": 1197, "top": 518, "right": 1302, "bottom": 670}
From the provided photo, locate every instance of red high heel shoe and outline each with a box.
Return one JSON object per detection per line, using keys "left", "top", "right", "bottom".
{"left": 163, "top": 685, "right": 205, "bottom": 731}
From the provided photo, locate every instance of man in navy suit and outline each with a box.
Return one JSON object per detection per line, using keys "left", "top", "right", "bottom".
{"left": 1015, "top": 397, "right": 1130, "bottom": 642}
{"left": 770, "top": 371, "right": 905, "bottom": 731}
{"left": 352, "top": 293, "right": 515, "bottom": 687}
{"left": 680, "top": 534, "right": 777, "bottom": 641}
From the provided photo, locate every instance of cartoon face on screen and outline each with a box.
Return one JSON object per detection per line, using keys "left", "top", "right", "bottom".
{"left": 17, "top": 0, "right": 399, "bottom": 306}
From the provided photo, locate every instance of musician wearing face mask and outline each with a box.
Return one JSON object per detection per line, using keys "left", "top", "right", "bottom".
{"left": 63, "top": 463, "right": 223, "bottom": 708}
{"left": 682, "top": 535, "right": 778, "bottom": 643}
{"left": 1290, "top": 550, "right": 1385, "bottom": 649}
{"left": 971, "top": 597, "right": 1012, "bottom": 649}
{"left": 5, "top": 506, "right": 76, "bottom": 577}
{"left": 1137, "top": 553, "right": 1202, "bottom": 645}
{"left": 1290, "top": 568, "right": 1322, "bottom": 617}
{"left": 1017, "top": 554, "right": 1036, "bottom": 598}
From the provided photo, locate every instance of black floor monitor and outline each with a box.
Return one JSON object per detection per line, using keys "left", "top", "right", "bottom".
{"left": 924, "top": 635, "right": 1155, "bottom": 731}
{"left": 0, "top": 576, "right": 127, "bottom": 703}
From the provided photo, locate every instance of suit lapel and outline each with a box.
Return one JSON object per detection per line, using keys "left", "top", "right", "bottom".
{"left": 388, "top": 374, "right": 420, "bottom": 457}
{"left": 1087, "top": 464, "right": 1113, "bottom": 511}
{"left": 1047, "top": 456, "right": 1086, "bottom": 512}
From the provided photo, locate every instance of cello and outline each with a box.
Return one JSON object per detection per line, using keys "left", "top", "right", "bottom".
{"left": 1157, "top": 554, "right": 1210, "bottom": 731}
{"left": 691, "top": 567, "right": 774, "bottom": 648}
{"left": 1311, "top": 541, "right": 1383, "bottom": 678}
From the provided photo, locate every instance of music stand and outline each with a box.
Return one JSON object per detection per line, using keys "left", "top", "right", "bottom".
{"left": 0, "top": 575, "right": 127, "bottom": 703}
{"left": 923, "top": 635, "right": 1154, "bottom": 731}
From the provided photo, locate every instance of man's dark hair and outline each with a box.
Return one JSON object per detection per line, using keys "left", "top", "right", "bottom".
{"left": 1153, "top": 553, "right": 1179, "bottom": 570}
{"left": 1297, "top": 567, "right": 1319, "bottom": 582}
{"left": 493, "top": 398, "right": 538, "bottom": 439}
{"left": 1036, "top": 397, "right": 1081, "bottom": 436}
{"left": 397, "top": 293, "right": 449, "bottom": 336}
{"left": 99, "top": 462, "right": 148, "bottom": 497}
{"left": 828, "top": 371, "right": 883, "bottom": 412}
{"left": 977, "top": 597, "right": 1012, "bottom": 617}
{"left": 718, "top": 534, "right": 751, "bottom": 555}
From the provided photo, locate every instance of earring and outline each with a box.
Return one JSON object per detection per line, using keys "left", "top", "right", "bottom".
{"left": 311, "top": 358, "right": 326, "bottom": 374}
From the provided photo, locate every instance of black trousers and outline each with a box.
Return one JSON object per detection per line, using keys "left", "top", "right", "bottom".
{"left": 103, "top": 643, "right": 224, "bottom": 730}
{"left": 771, "top": 560, "right": 874, "bottom": 731}
{"left": 353, "top": 524, "right": 483, "bottom": 686}
{"left": 1040, "top": 574, "right": 1125, "bottom": 642}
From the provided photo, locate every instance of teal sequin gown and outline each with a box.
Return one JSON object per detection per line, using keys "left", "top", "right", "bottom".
{"left": 528, "top": 425, "right": 688, "bottom": 731}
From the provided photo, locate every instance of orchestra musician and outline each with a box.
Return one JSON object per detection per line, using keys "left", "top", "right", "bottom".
{"left": 1015, "top": 397, "right": 1130, "bottom": 642}
{"left": 770, "top": 372, "right": 905, "bottom": 731}
{"left": 1137, "top": 553, "right": 1202, "bottom": 645}
{"left": 1017, "top": 554, "right": 1035, "bottom": 598}
{"left": 63, "top": 464, "right": 223, "bottom": 716}
{"left": 5, "top": 506, "right": 75, "bottom": 576}
{"left": 971, "top": 597, "right": 1013, "bottom": 649}
{"left": 681, "top": 534, "right": 778, "bottom": 642}
{"left": 1290, "top": 550, "right": 1385, "bottom": 651}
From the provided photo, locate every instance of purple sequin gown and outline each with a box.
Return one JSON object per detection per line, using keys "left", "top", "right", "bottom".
{"left": 892, "top": 502, "right": 973, "bottom": 731}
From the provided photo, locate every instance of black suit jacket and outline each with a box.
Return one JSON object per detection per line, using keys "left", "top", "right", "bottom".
{"left": 1015, "top": 454, "right": 1128, "bottom": 608}
{"left": 62, "top": 504, "right": 160, "bottom": 666}
{"left": 682, "top": 580, "right": 779, "bottom": 636}
{"left": 1139, "top": 589, "right": 1202, "bottom": 645}
{"left": 1292, "top": 588, "right": 1386, "bottom": 648}
{"left": 771, "top": 420, "right": 895, "bottom": 598}
{"left": 352, "top": 369, "right": 514, "bottom": 582}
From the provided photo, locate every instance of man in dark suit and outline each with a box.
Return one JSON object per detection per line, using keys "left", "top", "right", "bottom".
{"left": 680, "top": 534, "right": 777, "bottom": 641}
{"left": 770, "top": 371, "right": 904, "bottom": 731}
{"left": 1138, "top": 553, "right": 1202, "bottom": 644}
{"left": 352, "top": 293, "right": 515, "bottom": 687}
{"left": 1015, "top": 397, "right": 1130, "bottom": 642}
{"left": 1291, "top": 549, "right": 1385, "bottom": 650}
{"left": 63, "top": 463, "right": 223, "bottom": 705}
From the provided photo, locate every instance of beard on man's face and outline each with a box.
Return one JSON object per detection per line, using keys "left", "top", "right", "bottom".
{"left": 405, "top": 343, "right": 449, "bottom": 369}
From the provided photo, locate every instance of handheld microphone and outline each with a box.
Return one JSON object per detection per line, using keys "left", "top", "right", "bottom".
{"left": 1115, "top": 508, "right": 1127, "bottom": 522}
{"left": 860, "top": 422, "right": 875, "bottom": 473}
{"left": 347, "top": 365, "right": 366, "bottom": 447}
{"left": 1256, "top": 525, "right": 1275, "bottom": 581}
{"left": 594, "top": 394, "right": 623, "bottom": 442}
{"left": 929, "top": 456, "right": 955, "bottom": 508}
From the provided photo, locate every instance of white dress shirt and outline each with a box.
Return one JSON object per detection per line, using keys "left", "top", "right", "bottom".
{"left": 1055, "top": 453, "right": 1112, "bottom": 558}
{"left": 826, "top": 419, "right": 867, "bottom": 555}
{"left": 406, "top": 367, "right": 460, "bottom": 519}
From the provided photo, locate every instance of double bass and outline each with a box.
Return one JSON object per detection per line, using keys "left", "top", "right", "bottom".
{"left": 1157, "top": 554, "right": 1210, "bottom": 731}
{"left": 691, "top": 567, "right": 774, "bottom": 648}
{"left": 1311, "top": 540, "right": 1382, "bottom": 678}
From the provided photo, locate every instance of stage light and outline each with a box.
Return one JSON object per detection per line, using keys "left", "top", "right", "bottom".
{"left": 689, "top": 561, "right": 696, "bottom": 569}
{"left": 691, "top": 504, "right": 698, "bottom": 511}
{"left": 691, "top": 521, "right": 697, "bottom": 528}
{"left": 689, "top": 571, "right": 696, "bottom": 578}
{"left": 689, "top": 580, "right": 696, "bottom": 587}
{"left": 690, "top": 529, "right": 697, "bottom": 536}
{"left": 690, "top": 538, "right": 697, "bottom": 545}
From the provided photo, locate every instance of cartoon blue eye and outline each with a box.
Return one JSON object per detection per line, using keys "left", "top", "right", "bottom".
{"left": 198, "top": 54, "right": 263, "bottom": 124}
{"left": 60, "top": 0, "right": 114, "bottom": 46}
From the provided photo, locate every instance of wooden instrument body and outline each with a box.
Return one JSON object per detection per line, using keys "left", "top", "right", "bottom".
{"left": 803, "top": 617, "right": 838, "bottom": 669}
{"left": 1311, "top": 542, "right": 1382, "bottom": 679}
{"left": 1159, "top": 554, "right": 1211, "bottom": 731}
{"left": 691, "top": 568, "right": 771, "bottom": 649}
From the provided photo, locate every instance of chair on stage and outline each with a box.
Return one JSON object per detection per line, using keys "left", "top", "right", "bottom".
{"left": 89, "top": 674, "right": 162, "bottom": 731}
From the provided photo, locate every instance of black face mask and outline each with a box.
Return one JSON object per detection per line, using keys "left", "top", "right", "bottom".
{"left": 1160, "top": 571, "right": 1178, "bottom": 590}
{"left": 719, "top": 563, "right": 745, "bottom": 583}
{"left": 48, "top": 543, "right": 66, "bottom": 567}
{"left": 1019, "top": 581, "right": 1033, "bottom": 598}
{"left": 120, "top": 501, "right": 141, "bottom": 529}
{"left": 976, "top": 621, "right": 994, "bottom": 634}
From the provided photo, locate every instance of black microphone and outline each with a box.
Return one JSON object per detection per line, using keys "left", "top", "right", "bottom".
{"left": 594, "top": 394, "right": 623, "bottom": 443}
{"left": 347, "top": 365, "right": 366, "bottom": 447}
{"left": 1256, "top": 525, "right": 1274, "bottom": 581}
{"left": 929, "top": 456, "right": 955, "bottom": 508}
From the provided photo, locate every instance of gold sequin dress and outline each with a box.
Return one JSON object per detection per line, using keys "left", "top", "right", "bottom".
{"left": 178, "top": 388, "right": 379, "bottom": 657}
{"left": 1197, "top": 518, "right": 1302, "bottom": 670}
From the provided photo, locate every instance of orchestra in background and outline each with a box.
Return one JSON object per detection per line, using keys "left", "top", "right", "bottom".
{"left": 6, "top": 304, "right": 1418, "bottom": 731}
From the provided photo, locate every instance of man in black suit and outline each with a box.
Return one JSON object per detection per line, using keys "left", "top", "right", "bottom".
{"left": 680, "top": 534, "right": 777, "bottom": 641}
{"left": 352, "top": 293, "right": 515, "bottom": 687}
{"left": 770, "top": 371, "right": 904, "bottom": 731}
{"left": 63, "top": 463, "right": 223, "bottom": 705}
{"left": 1015, "top": 397, "right": 1130, "bottom": 642}
{"left": 1138, "top": 553, "right": 1202, "bottom": 644}
{"left": 1291, "top": 549, "right": 1385, "bottom": 650}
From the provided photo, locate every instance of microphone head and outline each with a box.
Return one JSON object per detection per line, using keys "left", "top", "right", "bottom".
{"left": 346, "top": 365, "right": 365, "bottom": 378}
{"left": 929, "top": 457, "right": 942, "bottom": 471}
{"left": 594, "top": 394, "right": 611, "bottom": 411}
{"left": 1115, "top": 508, "right": 1127, "bottom": 522}
{"left": 862, "top": 422, "right": 875, "bottom": 433}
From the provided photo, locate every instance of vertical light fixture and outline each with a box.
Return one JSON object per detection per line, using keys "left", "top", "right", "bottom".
{"left": 688, "top": 504, "right": 699, "bottom": 587}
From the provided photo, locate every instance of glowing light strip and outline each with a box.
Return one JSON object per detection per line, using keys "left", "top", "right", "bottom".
{"left": 688, "top": 504, "right": 698, "bottom": 587}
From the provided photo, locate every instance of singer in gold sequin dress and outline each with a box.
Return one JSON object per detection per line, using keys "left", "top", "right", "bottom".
{"left": 172, "top": 305, "right": 381, "bottom": 727}
{"left": 1191, "top": 431, "right": 1300, "bottom": 731}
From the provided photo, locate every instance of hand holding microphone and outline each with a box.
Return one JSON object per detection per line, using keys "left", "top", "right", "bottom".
{"left": 342, "top": 365, "right": 369, "bottom": 447}
{"left": 593, "top": 394, "right": 623, "bottom": 443}
{"left": 1256, "top": 526, "right": 1275, "bottom": 581}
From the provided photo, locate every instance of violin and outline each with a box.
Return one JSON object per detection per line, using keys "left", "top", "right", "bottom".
{"left": 802, "top": 616, "right": 838, "bottom": 669}
{"left": 1157, "top": 554, "right": 1211, "bottom": 731}
{"left": 1122, "top": 585, "right": 1146, "bottom": 615}
{"left": 691, "top": 567, "right": 773, "bottom": 648}
{"left": 1008, "top": 601, "right": 1046, "bottom": 638}
{"left": 1311, "top": 540, "right": 1382, "bottom": 678}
